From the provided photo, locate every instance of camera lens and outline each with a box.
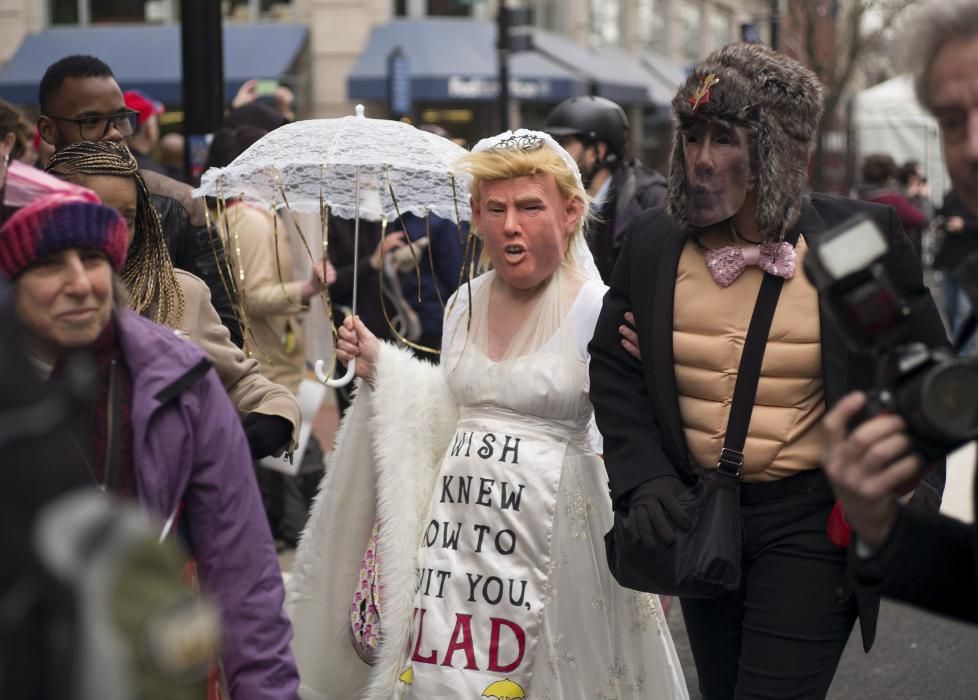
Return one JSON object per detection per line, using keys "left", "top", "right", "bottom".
{"left": 920, "top": 361, "right": 978, "bottom": 440}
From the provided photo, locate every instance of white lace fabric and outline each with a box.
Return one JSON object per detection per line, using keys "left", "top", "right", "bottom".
{"left": 194, "top": 113, "right": 472, "bottom": 223}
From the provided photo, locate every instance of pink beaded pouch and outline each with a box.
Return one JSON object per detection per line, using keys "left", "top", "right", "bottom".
{"left": 349, "top": 519, "right": 383, "bottom": 664}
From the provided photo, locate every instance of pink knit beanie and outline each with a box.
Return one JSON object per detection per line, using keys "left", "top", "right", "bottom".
{"left": 0, "top": 193, "right": 128, "bottom": 278}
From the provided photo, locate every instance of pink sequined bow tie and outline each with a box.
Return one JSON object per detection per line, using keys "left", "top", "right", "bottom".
{"left": 704, "top": 241, "right": 797, "bottom": 287}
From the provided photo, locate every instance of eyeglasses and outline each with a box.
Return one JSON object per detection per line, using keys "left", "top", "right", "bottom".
{"left": 45, "top": 109, "right": 140, "bottom": 141}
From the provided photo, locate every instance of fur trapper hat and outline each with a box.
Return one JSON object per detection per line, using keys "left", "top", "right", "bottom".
{"left": 666, "top": 43, "right": 824, "bottom": 241}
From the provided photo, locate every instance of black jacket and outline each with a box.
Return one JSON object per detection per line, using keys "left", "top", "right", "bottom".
{"left": 141, "top": 170, "right": 243, "bottom": 347}
{"left": 131, "top": 147, "right": 167, "bottom": 177}
{"left": 853, "top": 460, "right": 978, "bottom": 625}
{"left": 588, "top": 194, "right": 950, "bottom": 648}
{"left": 589, "top": 160, "right": 667, "bottom": 283}
{"left": 396, "top": 212, "right": 466, "bottom": 341}
{"left": 936, "top": 189, "right": 978, "bottom": 273}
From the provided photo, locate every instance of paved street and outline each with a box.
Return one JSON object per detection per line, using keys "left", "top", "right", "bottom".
{"left": 667, "top": 595, "right": 978, "bottom": 700}
{"left": 666, "top": 443, "right": 978, "bottom": 699}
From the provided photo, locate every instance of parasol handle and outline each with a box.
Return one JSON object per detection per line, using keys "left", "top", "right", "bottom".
{"left": 315, "top": 357, "right": 355, "bottom": 387}
{"left": 315, "top": 161, "right": 362, "bottom": 389}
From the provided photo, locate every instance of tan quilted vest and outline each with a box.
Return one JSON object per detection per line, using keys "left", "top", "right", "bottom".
{"left": 673, "top": 234, "right": 825, "bottom": 482}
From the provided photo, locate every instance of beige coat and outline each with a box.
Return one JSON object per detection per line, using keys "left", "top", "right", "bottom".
{"left": 147, "top": 269, "right": 300, "bottom": 453}
{"left": 218, "top": 202, "right": 306, "bottom": 395}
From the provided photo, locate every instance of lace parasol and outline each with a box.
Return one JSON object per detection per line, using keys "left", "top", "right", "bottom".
{"left": 194, "top": 106, "right": 472, "bottom": 387}
{"left": 193, "top": 105, "right": 471, "bottom": 223}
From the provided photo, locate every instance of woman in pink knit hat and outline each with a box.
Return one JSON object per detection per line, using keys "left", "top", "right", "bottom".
{"left": 0, "top": 193, "right": 301, "bottom": 699}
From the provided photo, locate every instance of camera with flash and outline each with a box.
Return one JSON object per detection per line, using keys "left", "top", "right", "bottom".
{"left": 804, "top": 214, "right": 978, "bottom": 461}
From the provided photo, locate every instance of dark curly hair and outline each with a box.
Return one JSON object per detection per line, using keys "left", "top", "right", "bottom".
{"left": 39, "top": 54, "right": 114, "bottom": 115}
{"left": 861, "top": 153, "right": 898, "bottom": 186}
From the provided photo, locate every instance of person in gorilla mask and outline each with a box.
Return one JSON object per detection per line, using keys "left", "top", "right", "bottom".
{"left": 588, "top": 43, "right": 948, "bottom": 699}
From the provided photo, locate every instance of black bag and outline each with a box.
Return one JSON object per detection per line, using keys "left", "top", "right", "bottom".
{"left": 604, "top": 234, "right": 797, "bottom": 598}
{"left": 605, "top": 459, "right": 743, "bottom": 598}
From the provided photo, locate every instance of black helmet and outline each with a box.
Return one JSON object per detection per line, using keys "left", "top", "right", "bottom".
{"left": 544, "top": 96, "right": 629, "bottom": 159}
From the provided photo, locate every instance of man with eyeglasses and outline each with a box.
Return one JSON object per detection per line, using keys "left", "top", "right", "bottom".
{"left": 36, "top": 54, "right": 243, "bottom": 347}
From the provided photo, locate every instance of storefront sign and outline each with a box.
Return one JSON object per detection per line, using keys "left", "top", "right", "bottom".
{"left": 446, "top": 76, "right": 553, "bottom": 100}
{"left": 388, "top": 47, "right": 412, "bottom": 118}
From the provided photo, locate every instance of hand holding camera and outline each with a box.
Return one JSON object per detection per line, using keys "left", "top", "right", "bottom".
{"left": 822, "top": 392, "right": 923, "bottom": 548}
{"left": 809, "top": 215, "right": 978, "bottom": 548}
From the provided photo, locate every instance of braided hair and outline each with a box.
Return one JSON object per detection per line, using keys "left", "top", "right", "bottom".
{"left": 46, "top": 141, "right": 184, "bottom": 327}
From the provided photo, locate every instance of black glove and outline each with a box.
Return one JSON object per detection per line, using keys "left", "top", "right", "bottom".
{"left": 622, "top": 476, "right": 692, "bottom": 549}
{"left": 242, "top": 413, "right": 293, "bottom": 459}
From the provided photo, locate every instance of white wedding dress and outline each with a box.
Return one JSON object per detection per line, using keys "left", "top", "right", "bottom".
{"left": 390, "top": 268, "right": 688, "bottom": 700}
{"left": 287, "top": 265, "right": 688, "bottom": 700}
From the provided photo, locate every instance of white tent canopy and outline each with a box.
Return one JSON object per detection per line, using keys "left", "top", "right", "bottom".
{"left": 852, "top": 74, "right": 947, "bottom": 204}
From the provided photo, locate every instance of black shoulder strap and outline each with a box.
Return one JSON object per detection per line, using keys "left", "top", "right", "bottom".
{"left": 718, "top": 229, "right": 802, "bottom": 475}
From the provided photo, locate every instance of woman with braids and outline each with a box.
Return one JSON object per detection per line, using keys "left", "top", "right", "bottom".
{"left": 46, "top": 140, "right": 300, "bottom": 461}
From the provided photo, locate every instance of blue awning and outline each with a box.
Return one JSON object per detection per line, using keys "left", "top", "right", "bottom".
{"left": 531, "top": 33, "right": 650, "bottom": 105}
{"left": 0, "top": 23, "right": 308, "bottom": 106}
{"left": 348, "top": 18, "right": 596, "bottom": 104}
{"left": 641, "top": 51, "right": 691, "bottom": 105}
{"left": 589, "top": 46, "right": 686, "bottom": 107}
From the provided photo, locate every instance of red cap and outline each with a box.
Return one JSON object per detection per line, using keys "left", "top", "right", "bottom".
{"left": 123, "top": 89, "right": 164, "bottom": 126}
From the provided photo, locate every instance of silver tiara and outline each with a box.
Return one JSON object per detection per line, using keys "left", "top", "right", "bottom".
{"left": 471, "top": 129, "right": 584, "bottom": 192}
{"left": 488, "top": 132, "right": 545, "bottom": 152}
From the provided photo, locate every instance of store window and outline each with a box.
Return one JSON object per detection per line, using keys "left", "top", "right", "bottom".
{"left": 637, "top": 0, "right": 668, "bottom": 53}
{"left": 680, "top": 2, "right": 702, "bottom": 64}
{"left": 590, "top": 0, "right": 622, "bottom": 47}
{"left": 709, "top": 6, "right": 732, "bottom": 50}
{"left": 224, "top": 0, "right": 294, "bottom": 20}
{"left": 49, "top": 0, "right": 176, "bottom": 23}
{"left": 91, "top": 0, "right": 147, "bottom": 21}
{"left": 530, "top": 0, "right": 561, "bottom": 32}
{"left": 50, "top": 0, "right": 141, "bottom": 23}
{"left": 50, "top": 0, "right": 80, "bottom": 24}
{"left": 428, "top": 0, "right": 481, "bottom": 15}
{"left": 393, "top": 0, "right": 483, "bottom": 16}
{"left": 50, "top": 0, "right": 292, "bottom": 24}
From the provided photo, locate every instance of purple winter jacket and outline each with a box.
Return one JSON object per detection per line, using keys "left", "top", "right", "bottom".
{"left": 115, "top": 309, "right": 299, "bottom": 699}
